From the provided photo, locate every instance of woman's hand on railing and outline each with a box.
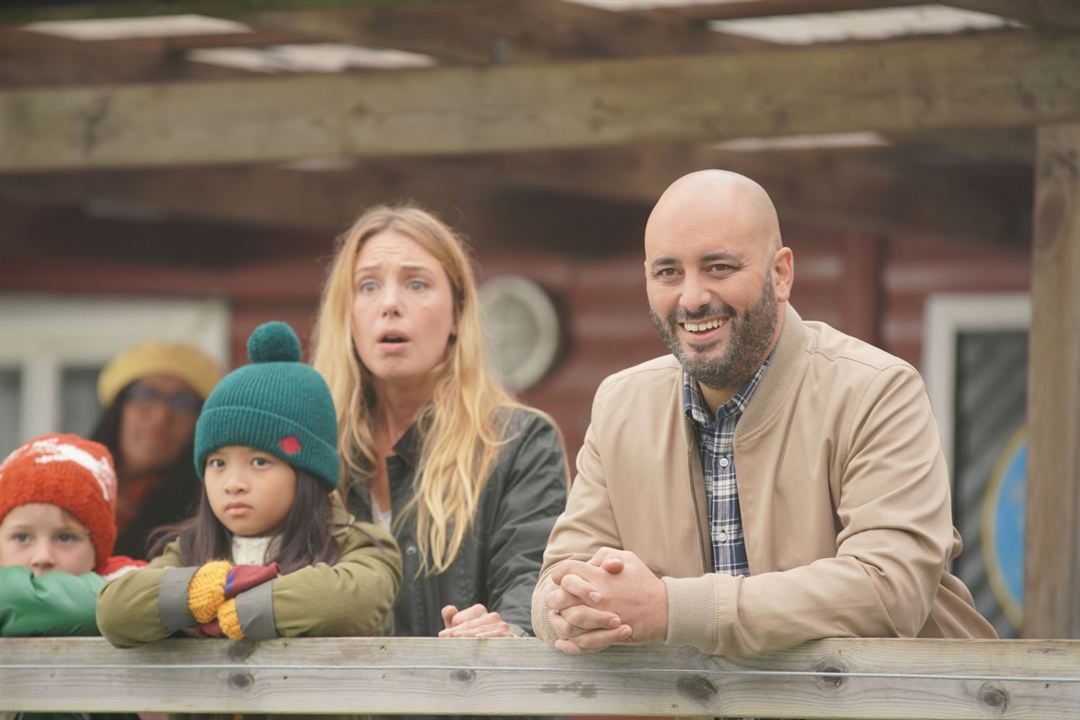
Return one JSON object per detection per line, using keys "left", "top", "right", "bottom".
{"left": 438, "top": 603, "right": 513, "bottom": 638}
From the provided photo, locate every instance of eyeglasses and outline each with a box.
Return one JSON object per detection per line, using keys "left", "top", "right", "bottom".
{"left": 125, "top": 384, "right": 202, "bottom": 416}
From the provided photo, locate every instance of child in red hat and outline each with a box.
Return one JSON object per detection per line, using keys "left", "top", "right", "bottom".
{"left": 0, "top": 433, "right": 144, "bottom": 636}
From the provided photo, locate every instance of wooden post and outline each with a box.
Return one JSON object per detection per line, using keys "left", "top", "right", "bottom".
{"left": 1025, "top": 124, "right": 1080, "bottom": 639}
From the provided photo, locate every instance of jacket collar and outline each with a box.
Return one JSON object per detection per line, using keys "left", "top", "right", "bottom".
{"left": 737, "top": 303, "right": 808, "bottom": 439}
{"left": 391, "top": 423, "right": 422, "bottom": 470}
{"left": 677, "top": 303, "right": 808, "bottom": 441}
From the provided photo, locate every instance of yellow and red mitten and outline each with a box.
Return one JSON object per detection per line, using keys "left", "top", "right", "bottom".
{"left": 189, "top": 562, "right": 281, "bottom": 637}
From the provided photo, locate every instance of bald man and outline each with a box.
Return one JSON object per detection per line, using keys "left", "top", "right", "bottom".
{"left": 532, "top": 170, "right": 995, "bottom": 656}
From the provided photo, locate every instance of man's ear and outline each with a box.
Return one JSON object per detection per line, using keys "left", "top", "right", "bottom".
{"left": 772, "top": 246, "right": 794, "bottom": 303}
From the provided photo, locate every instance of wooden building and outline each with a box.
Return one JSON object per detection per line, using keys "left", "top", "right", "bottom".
{"left": 0, "top": 0, "right": 1075, "bottom": 640}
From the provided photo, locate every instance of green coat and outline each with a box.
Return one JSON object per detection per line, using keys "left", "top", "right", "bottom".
{"left": 0, "top": 565, "right": 103, "bottom": 637}
{"left": 1, "top": 566, "right": 138, "bottom": 720}
{"left": 96, "top": 510, "right": 402, "bottom": 647}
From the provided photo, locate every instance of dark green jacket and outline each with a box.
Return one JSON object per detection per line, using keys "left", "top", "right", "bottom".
{"left": 345, "top": 408, "right": 568, "bottom": 638}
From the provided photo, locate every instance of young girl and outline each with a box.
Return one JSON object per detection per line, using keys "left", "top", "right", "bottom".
{"left": 97, "top": 321, "right": 402, "bottom": 648}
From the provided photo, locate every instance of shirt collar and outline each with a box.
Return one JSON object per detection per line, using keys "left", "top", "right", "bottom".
{"left": 683, "top": 355, "right": 771, "bottom": 426}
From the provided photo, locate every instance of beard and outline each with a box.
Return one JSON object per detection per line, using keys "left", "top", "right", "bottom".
{"left": 650, "top": 274, "right": 778, "bottom": 393}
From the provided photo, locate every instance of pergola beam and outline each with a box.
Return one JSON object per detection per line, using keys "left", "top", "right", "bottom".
{"left": 1, "top": 31, "right": 1076, "bottom": 171}
{"left": 0, "top": 146, "right": 1031, "bottom": 244}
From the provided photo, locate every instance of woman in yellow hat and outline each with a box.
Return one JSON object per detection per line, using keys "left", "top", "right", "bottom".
{"left": 91, "top": 341, "right": 222, "bottom": 558}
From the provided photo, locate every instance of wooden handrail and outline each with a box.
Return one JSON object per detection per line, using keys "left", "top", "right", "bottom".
{"left": 2, "top": 637, "right": 1078, "bottom": 718}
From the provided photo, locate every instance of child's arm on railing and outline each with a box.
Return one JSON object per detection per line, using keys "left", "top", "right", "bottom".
{"left": 0, "top": 565, "right": 104, "bottom": 637}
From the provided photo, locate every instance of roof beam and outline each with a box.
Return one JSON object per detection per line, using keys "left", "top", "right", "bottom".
{"left": 0, "top": 31, "right": 1076, "bottom": 171}
{"left": 943, "top": 1, "right": 1080, "bottom": 30}
{"left": 243, "top": 0, "right": 760, "bottom": 66}
{"left": 0, "top": 144, "right": 1030, "bottom": 244}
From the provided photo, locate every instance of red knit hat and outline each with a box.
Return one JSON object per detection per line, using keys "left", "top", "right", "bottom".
{"left": 0, "top": 434, "right": 118, "bottom": 573}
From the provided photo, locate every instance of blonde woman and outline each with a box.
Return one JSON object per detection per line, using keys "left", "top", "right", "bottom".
{"left": 312, "top": 204, "right": 567, "bottom": 639}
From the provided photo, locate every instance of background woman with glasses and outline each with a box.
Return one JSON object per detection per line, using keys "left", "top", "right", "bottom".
{"left": 90, "top": 341, "right": 222, "bottom": 559}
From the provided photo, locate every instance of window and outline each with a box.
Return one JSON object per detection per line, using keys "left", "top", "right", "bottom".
{"left": 0, "top": 295, "right": 228, "bottom": 458}
{"left": 924, "top": 292, "right": 1029, "bottom": 638}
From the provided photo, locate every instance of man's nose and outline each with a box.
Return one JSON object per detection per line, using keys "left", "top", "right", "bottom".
{"left": 679, "top": 272, "right": 712, "bottom": 313}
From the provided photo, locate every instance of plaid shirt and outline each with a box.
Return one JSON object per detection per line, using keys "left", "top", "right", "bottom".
{"left": 683, "top": 359, "right": 770, "bottom": 577}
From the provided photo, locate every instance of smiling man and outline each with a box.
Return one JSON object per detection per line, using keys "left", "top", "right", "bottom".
{"left": 532, "top": 170, "right": 996, "bottom": 656}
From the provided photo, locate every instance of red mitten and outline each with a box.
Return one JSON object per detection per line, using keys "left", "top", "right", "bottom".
{"left": 224, "top": 563, "right": 280, "bottom": 598}
{"left": 193, "top": 619, "right": 224, "bottom": 638}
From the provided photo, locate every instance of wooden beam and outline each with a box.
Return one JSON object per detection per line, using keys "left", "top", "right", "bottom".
{"left": 0, "top": 27, "right": 279, "bottom": 88}
{"left": 501, "top": 146, "right": 1032, "bottom": 243}
{"left": 1025, "top": 122, "right": 1080, "bottom": 640}
{"left": 0, "top": 146, "right": 1032, "bottom": 244}
{"left": 646, "top": 0, "right": 923, "bottom": 21}
{"left": 0, "top": 0, "right": 403, "bottom": 24}
{"left": 1, "top": 31, "right": 1076, "bottom": 171}
{"left": 944, "top": 1, "right": 1080, "bottom": 30}
{"left": 244, "top": 0, "right": 762, "bottom": 67}
{"left": 1, "top": 637, "right": 1078, "bottom": 717}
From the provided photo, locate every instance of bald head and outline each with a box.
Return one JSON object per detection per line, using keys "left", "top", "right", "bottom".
{"left": 646, "top": 170, "right": 782, "bottom": 259}
{"left": 643, "top": 170, "right": 794, "bottom": 408}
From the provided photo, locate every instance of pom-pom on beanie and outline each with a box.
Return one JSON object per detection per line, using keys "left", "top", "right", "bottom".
{"left": 194, "top": 321, "right": 339, "bottom": 490}
{"left": 0, "top": 434, "right": 118, "bottom": 572}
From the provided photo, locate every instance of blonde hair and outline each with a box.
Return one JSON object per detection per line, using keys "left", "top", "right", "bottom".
{"left": 312, "top": 203, "right": 525, "bottom": 574}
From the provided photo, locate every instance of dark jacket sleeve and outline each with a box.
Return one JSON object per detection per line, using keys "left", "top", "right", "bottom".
{"left": 485, "top": 410, "right": 568, "bottom": 634}
{"left": 0, "top": 565, "right": 105, "bottom": 637}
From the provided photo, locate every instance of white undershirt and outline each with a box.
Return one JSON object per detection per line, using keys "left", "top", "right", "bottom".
{"left": 231, "top": 534, "right": 281, "bottom": 565}
{"left": 371, "top": 493, "right": 393, "bottom": 532}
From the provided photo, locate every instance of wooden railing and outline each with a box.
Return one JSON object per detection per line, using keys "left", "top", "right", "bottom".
{"left": 1, "top": 637, "right": 1078, "bottom": 718}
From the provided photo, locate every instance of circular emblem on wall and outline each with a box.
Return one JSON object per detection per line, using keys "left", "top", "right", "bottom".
{"left": 981, "top": 425, "right": 1026, "bottom": 631}
{"left": 478, "top": 275, "right": 560, "bottom": 392}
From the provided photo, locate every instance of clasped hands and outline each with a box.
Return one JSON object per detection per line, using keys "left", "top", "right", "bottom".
{"left": 186, "top": 561, "right": 280, "bottom": 640}
{"left": 545, "top": 547, "right": 668, "bottom": 655}
{"left": 439, "top": 603, "right": 513, "bottom": 637}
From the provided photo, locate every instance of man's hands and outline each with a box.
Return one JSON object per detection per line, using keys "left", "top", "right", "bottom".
{"left": 439, "top": 603, "right": 514, "bottom": 638}
{"left": 545, "top": 548, "right": 668, "bottom": 655}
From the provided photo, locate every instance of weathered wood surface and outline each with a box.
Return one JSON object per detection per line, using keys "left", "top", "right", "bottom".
{"left": 0, "top": 31, "right": 1077, "bottom": 170}
{"left": 1, "top": 637, "right": 1078, "bottom": 718}
{"left": 1026, "top": 123, "right": 1080, "bottom": 640}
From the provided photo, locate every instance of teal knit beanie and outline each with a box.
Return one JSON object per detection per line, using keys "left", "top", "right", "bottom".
{"left": 194, "top": 321, "right": 339, "bottom": 490}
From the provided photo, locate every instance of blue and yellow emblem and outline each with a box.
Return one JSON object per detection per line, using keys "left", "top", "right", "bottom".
{"left": 981, "top": 426, "right": 1026, "bottom": 631}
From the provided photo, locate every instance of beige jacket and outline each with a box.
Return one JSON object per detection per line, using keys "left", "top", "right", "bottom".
{"left": 533, "top": 305, "right": 996, "bottom": 656}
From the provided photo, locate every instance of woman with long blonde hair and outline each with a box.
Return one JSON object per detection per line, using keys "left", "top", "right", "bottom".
{"left": 312, "top": 203, "right": 567, "bottom": 638}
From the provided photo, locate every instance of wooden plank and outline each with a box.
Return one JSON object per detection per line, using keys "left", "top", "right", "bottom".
{"left": 0, "top": 0, "right": 403, "bottom": 24}
{"left": 0, "top": 637, "right": 1077, "bottom": 718}
{"left": 647, "top": 0, "right": 924, "bottom": 21}
{"left": 1025, "top": 123, "right": 1080, "bottom": 639}
{"left": 1, "top": 31, "right": 1077, "bottom": 170}
{"left": 0, "top": 146, "right": 1031, "bottom": 243}
{"left": 944, "top": 1, "right": 1080, "bottom": 30}
{"left": 245, "top": 0, "right": 763, "bottom": 67}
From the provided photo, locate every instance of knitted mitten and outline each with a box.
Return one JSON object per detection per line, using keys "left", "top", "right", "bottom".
{"left": 189, "top": 562, "right": 281, "bottom": 638}
{"left": 218, "top": 599, "right": 243, "bottom": 640}
{"left": 187, "top": 560, "right": 233, "bottom": 623}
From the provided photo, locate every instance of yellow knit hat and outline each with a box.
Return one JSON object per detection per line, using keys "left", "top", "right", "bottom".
{"left": 97, "top": 341, "right": 223, "bottom": 407}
